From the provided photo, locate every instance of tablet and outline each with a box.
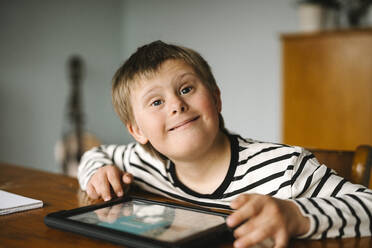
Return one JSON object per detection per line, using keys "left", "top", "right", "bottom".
{"left": 44, "top": 196, "right": 230, "bottom": 248}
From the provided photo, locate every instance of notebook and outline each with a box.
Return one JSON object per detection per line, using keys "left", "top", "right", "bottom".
{"left": 0, "top": 190, "right": 43, "bottom": 215}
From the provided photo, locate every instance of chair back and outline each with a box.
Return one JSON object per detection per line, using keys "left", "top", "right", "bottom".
{"left": 308, "top": 145, "right": 372, "bottom": 189}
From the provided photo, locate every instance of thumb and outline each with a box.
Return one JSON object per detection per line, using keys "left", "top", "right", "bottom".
{"left": 122, "top": 172, "right": 133, "bottom": 185}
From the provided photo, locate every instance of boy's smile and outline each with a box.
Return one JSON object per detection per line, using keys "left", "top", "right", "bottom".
{"left": 127, "top": 59, "right": 223, "bottom": 162}
{"left": 168, "top": 116, "right": 199, "bottom": 132}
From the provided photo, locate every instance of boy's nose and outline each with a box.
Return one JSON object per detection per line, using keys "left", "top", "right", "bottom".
{"left": 170, "top": 96, "right": 188, "bottom": 115}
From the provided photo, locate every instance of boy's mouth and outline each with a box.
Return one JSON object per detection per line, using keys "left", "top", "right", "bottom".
{"left": 168, "top": 116, "right": 200, "bottom": 131}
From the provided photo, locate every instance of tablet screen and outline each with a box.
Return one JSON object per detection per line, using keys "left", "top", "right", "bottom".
{"left": 68, "top": 200, "right": 226, "bottom": 242}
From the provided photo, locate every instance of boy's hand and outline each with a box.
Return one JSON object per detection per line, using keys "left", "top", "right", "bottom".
{"left": 86, "top": 165, "right": 133, "bottom": 201}
{"left": 226, "top": 194, "right": 310, "bottom": 248}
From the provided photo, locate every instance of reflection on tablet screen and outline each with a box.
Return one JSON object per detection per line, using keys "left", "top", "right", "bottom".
{"left": 68, "top": 200, "right": 226, "bottom": 242}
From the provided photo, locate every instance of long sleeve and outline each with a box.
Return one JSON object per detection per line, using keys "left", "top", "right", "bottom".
{"left": 78, "top": 144, "right": 130, "bottom": 190}
{"left": 78, "top": 142, "right": 170, "bottom": 193}
{"left": 289, "top": 149, "right": 372, "bottom": 239}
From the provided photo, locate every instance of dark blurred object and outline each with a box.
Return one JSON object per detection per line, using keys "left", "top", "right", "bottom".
{"left": 55, "top": 55, "right": 100, "bottom": 177}
{"left": 68, "top": 55, "right": 84, "bottom": 162}
{"left": 297, "top": 0, "right": 340, "bottom": 9}
{"left": 296, "top": 0, "right": 372, "bottom": 29}
{"left": 337, "top": 0, "right": 372, "bottom": 27}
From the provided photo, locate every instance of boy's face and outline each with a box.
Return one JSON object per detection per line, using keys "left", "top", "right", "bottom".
{"left": 127, "top": 59, "right": 222, "bottom": 162}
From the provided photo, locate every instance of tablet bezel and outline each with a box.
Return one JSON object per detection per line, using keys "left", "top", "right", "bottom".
{"left": 44, "top": 196, "right": 230, "bottom": 248}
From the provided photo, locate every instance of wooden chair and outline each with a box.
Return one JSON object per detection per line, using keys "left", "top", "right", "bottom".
{"left": 308, "top": 145, "right": 372, "bottom": 189}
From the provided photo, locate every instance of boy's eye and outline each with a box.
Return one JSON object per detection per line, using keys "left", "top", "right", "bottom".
{"left": 180, "top": 86, "right": 192, "bottom": 95}
{"left": 151, "top": 100, "right": 163, "bottom": 107}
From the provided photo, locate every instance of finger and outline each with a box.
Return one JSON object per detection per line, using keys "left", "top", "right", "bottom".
{"left": 86, "top": 183, "right": 99, "bottom": 200}
{"left": 107, "top": 168, "right": 124, "bottom": 197}
{"left": 122, "top": 173, "right": 133, "bottom": 195}
{"left": 227, "top": 198, "right": 263, "bottom": 228}
{"left": 231, "top": 194, "right": 253, "bottom": 209}
{"left": 234, "top": 225, "right": 272, "bottom": 248}
{"left": 234, "top": 216, "right": 288, "bottom": 248}
{"left": 234, "top": 215, "right": 272, "bottom": 239}
{"left": 97, "top": 175, "right": 112, "bottom": 201}
{"left": 122, "top": 173, "right": 133, "bottom": 184}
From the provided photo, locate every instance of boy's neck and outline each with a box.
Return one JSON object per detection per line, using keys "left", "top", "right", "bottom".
{"left": 172, "top": 131, "right": 231, "bottom": 194}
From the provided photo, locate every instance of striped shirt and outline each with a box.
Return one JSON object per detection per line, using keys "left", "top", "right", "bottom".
{"left": 78, "top": 133, "right": 372, "bottom": 239}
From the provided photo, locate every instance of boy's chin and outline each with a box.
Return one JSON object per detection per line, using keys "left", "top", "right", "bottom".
{"left": 163, "top": 134, "right": 217, "bottom": 160}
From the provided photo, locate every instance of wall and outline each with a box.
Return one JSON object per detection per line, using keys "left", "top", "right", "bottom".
{"left": 0, "top": 0, "right": 125, "bottom": 172}
{"left": 120, "top": 0, "right": 297, "bottom": 141}
{"left": 0, "top": 0, "right": 298, "bottom": 173}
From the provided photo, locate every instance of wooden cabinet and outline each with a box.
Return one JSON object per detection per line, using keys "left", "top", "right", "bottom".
{"left": 281, "top": 29, "right": 372, "bottom": 150}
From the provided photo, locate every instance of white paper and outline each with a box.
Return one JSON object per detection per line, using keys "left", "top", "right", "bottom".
{"left": 0, "top": 190, "right": 43, "bottom": 215}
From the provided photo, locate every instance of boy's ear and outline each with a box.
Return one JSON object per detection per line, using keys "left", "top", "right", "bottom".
{"left": 214, "top": 87, "right": 222, "bottom": 113}
{"left": 126, "top": 122, "right": 149, "bottom": 145}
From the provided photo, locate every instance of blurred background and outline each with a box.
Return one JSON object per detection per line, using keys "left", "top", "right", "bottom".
{"left": 1, "top": 0, "right": 371, "bottom": 174}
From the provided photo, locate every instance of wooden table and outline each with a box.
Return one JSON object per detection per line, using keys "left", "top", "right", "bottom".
{"left": 0, "top": 163, "right": 371, "bottom": 248}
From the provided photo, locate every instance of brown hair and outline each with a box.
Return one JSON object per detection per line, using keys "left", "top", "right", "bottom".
{"left": 112, "top": 40, "right": 225, "bottom": 159}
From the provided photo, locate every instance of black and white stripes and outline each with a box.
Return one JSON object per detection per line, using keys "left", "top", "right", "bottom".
{"left": 78, "top": 134, "right": 372, "bottom": 239}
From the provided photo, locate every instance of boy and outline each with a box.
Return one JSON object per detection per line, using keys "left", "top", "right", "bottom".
{"left": 78, "top": 41, "right": 372, "bottom": 248}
